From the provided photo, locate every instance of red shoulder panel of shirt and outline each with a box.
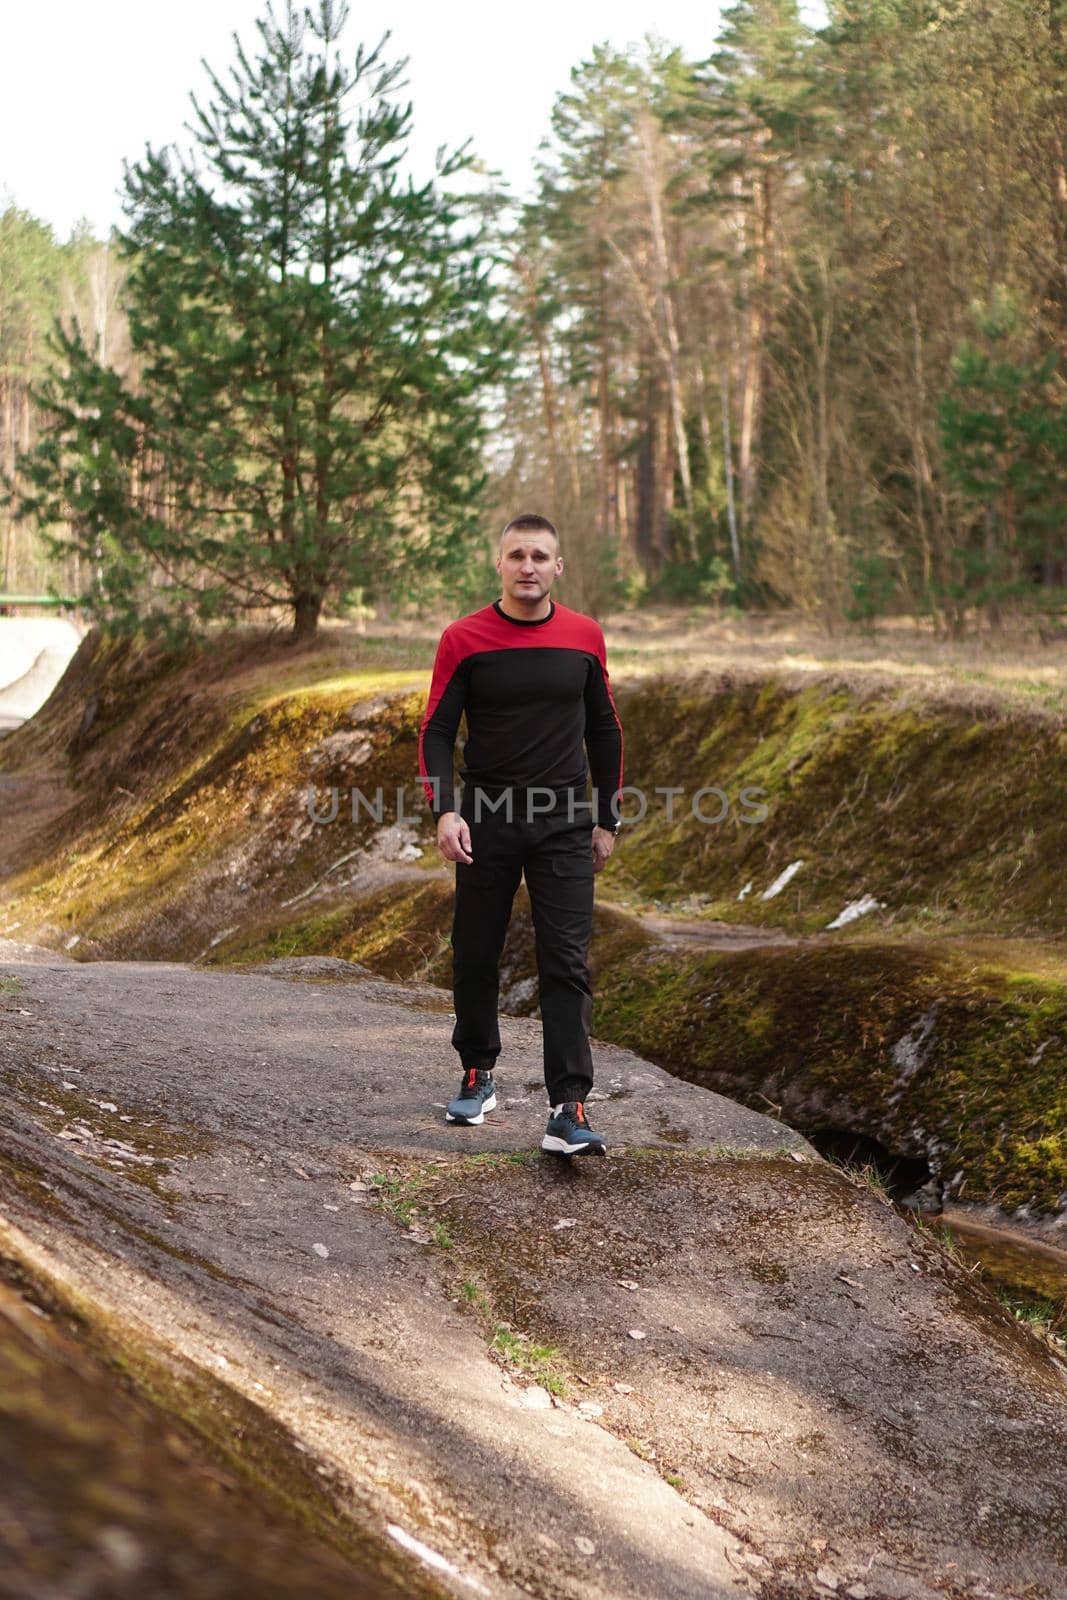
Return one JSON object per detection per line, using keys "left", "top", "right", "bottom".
{"left": 442, "top": 601, "right": 606, "bottom": 664}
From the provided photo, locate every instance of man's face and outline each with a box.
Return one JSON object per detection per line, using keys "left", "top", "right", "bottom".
{"left": 496, "top": 531, "right": 563, "bottom": 602}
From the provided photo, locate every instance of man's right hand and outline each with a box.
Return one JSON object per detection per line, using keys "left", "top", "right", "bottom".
{"left": 436, "top": 811, "right": 473, "bottom": 865}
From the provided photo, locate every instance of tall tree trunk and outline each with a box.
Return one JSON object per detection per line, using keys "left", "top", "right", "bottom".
{"left": 634, "top": 352, "right": 657, "bottom": 572}
{"left": 738, "top": 162, "right": 772, "bottom": 529}
{"left": 719, "top": 365, "right": 740, "bottom": 584}
{"left": 655, "top": 400, "right": 675, "bottom": 564}
{"left": 596, "top": 225, "right": 614, "bottom": 542}
{"left": 1047, "top": 0, "right": 1067, "bottom": 353}
{"left": 638, "top": 113, "right": 696, "bottom": 560}
{"left": 616, "top": 460, "right": 629, "bottom": 549}
{"left": 984, "top": 504, "right": 1001, "bottom": 630}
{"left": 1, "top": 378, "right": 14, "bottom": 589}
{"left": 813, "top": 304, "right": 833, "bottom": 631}
{"left": 516, "top": 254, "right": 561, "bottom": 506}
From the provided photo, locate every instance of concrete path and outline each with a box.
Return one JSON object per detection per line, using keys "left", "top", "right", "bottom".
{"left": 0, "top": 946, "right": 1064, "bottom": 1600}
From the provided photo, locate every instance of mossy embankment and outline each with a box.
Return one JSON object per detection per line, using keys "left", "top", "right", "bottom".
{"left": 609, "top": 672, "right": 1067, "bottom": 938}
{"left": 592, "top": 936, "right": 1067, "bottom": 1214}
{"left": 0, "top": 624, "right": 436, "bottom": 959}
{"left": 3, "top": 626, "right": 1066, "bottom": 1218}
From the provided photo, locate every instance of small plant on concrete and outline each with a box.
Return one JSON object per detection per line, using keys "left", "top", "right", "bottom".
{"left": 626, "top": 1436, "right": 655, "bottom": 1461}
{"left": 369, "top": 1171, "right": 427, "bottom": 1228}
{"left": 910, "top": 1215, "right": 979, "bottom": 1273}
{"left": 489, "top": 1325, "right": 568, "bottom": 1396}
{"left": 996, "top": 1291, "right": 1067, "bottom": 1353}
{"left": 459, "top": 1278, "right": 490, "bottom": 1314}
{"left": 838, "top": 1161, "right": 892, "bottom": 1199}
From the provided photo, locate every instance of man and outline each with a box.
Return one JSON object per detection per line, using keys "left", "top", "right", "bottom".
{"left": 418, "top": 513, "right": 624, "bottom": 1157}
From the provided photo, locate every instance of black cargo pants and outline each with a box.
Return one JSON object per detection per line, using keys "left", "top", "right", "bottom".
{"left": 450, "top": 785, "right": 595, "bottom": 1105}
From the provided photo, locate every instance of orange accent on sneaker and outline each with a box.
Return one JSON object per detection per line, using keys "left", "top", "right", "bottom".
{"left": 576, "top": 1102, "right": 585, "bottom": 1122}
{"left": 466, "top": 1068, "right": 476, "bottom": 1088}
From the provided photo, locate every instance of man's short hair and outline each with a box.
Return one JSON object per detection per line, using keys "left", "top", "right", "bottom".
{"left": 500, "top": 512, "right": 559, "bottom": 546}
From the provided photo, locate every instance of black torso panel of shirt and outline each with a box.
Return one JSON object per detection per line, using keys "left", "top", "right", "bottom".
{"left": 458, "top": 645, "right": 594, "bottom": 792}
{"left": 418, "top": 601, "right": 625, "bottom": 826}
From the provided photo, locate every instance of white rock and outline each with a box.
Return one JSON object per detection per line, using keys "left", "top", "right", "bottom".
{"left": 760, "top": 860, "right": 803, "bottom": 900}
{"left": 95, "top": 1526, "right": 142, "bottom": 1573}
{"left": 574, "top": 1536, "right": 596, "bottom": 1556}
{"left": 521, "top": 1385, "right": 553, "bottom": 1408}
{"left": 578, "top": 1401, "right": 604, "bottom": 1416}
{"left": 825, "top": 894, "right": 884, "bottom": 930}
{"left": 616, "top": 1279, "right": 640, "bottom": 1291}
{"left": 815, "top": 1569, "right": 840, "bottom": 1592}
{"left": 737, "top": 880, "right": 753, "bottom": 900}
{"left": 612, "top": 1382, "right": 634, "bottom": 1394}
{"left": 553, "top": 1217, "right": 578, "bottom": 1230}
{"left": 311, "top": 1242, "right": 329, "bottom": 1258}
{"left": 628, "top": 1329, "right": 647, "bottom": 1340}
{"left": 385, "top": 1523, "right": 491, "bottom": 1594}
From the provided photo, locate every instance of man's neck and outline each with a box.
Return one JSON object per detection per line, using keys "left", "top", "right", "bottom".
{"left": 497, "top": 593, "right": 553, "bottom": 622}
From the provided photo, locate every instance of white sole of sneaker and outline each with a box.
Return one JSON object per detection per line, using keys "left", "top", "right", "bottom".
{"left": 540, "top": 1133, "right": 605, "bottom": 1156}
{"left": 445, "top": 1092, "right": 497, "bottom": 1124}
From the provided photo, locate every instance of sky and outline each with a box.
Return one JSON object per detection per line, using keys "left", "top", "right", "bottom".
{"left": 2, "top": 0, "right": 825, "bottom": 242}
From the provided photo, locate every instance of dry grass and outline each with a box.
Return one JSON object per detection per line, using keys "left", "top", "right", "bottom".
{"left": 599, "top": 608, "right": 1067, "bottom": 719}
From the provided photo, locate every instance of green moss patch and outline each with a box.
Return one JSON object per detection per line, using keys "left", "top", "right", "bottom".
{"left": 207, "top": 878, "right": 455, "bottom": 983}
{"left": 605, "top": 674, "right": 1067, "bottom": 938}
{"left": 594, "top": 935, "right": 1067, "bottom": 1212}
{"left": 2, "top": 623, "right": 433, "bottom": 960}
{"left": 364, "top": 1152, "right": 578, "bottom": 1398}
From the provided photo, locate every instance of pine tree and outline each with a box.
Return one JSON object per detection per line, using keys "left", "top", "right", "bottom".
{"left": 533, "top": 46, "right": 643, "bottom": 553}
{"left": 18, "top": 1, "right": 503, "bottom": 638}
{"left": 939, "top": 290, "right": 1067, "bottom": 617}
{"left": 694, "top": 0, "right": 815, "bottom": 532}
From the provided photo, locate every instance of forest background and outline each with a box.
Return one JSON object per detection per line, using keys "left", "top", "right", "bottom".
{"left": 1, "top": 0, "right": 1065, "bottom": 641}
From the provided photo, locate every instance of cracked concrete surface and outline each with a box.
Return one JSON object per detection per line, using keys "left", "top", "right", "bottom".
{"left": 0, "top": 944, "right": 1064, "bottom": 1600}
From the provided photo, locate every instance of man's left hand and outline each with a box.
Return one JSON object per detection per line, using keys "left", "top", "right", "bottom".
{"left": 592, "top": 825, "right": 616, "bottom": 873}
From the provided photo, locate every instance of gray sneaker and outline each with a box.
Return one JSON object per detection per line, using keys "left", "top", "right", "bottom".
{"left": 445, "top": 1066, "right": 497, "bottom": 1125}
{"left": 541, "top": 1100, "right": 606, "bottom": 1157}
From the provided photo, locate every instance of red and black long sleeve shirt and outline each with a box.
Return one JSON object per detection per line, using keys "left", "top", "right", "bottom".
{"left": 418, "top": 599, "right": 624, "bottom": 827}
